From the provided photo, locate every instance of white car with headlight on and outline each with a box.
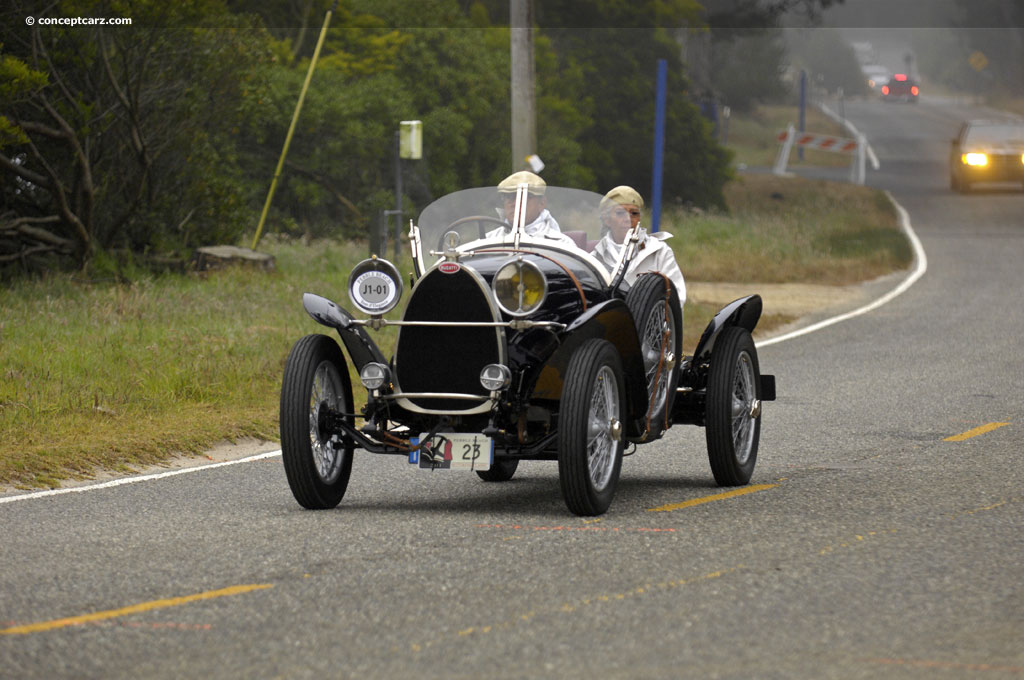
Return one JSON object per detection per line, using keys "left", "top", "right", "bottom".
{"left": 950, "top": 119, "right": 1024, "bottom": 193}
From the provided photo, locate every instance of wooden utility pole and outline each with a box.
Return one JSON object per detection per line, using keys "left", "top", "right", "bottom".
{"left": 510, "top": 0, "right": 536, "bottom": 173}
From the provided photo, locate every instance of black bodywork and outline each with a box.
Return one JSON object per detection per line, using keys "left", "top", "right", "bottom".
{"left": 305, "top": 251, "right": 650, "bottom": 460}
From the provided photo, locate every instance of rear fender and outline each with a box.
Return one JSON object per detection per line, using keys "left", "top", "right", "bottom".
{"left": 302, "top": 293, "right": 387, "bottom": 370}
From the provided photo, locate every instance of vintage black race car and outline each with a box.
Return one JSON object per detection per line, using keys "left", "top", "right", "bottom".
{"left": 280, "top": 183, "right": 776, "bottom": 515}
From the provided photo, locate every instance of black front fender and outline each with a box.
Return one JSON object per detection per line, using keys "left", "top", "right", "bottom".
{"left": 691, "top": 294, "right": 763, "bottom": 366}
{"left": 674, "top": 295, "right": 771, "bottom": 426}
{"left": 526, "top": 299, "right": 647, "bottom": 431}
{"left": 302, "top": 293, "right": 387, "bottom": 370}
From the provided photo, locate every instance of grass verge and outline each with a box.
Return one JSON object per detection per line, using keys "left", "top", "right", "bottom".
{"left": 1, "top": 173, "right": 909, "bottom": 490}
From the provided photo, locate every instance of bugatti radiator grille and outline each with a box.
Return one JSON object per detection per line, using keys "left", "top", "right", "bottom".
{"left": 394, "top": 268, "right": 503, "bottom": 412}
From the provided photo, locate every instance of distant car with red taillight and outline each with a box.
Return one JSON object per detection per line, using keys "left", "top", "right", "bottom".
{"left": 881, "top": 74, "right": 919, "bottom": 103}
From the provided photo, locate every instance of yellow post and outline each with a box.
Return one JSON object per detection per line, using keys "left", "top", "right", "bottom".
{"left": 251, "top": 2, "right": 336, "bottom": 250}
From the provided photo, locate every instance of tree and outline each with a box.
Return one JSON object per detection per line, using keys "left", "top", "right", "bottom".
{"left": 241, "top": 0, "right": 591, "bottom": 240}
{"left": 0, "top": 1, "right": 275, "bottom": 274}
{"left": 531, "top": 1, "right": 732, "bottom": 207}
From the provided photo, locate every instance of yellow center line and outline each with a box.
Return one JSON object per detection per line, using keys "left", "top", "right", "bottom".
{"left": 944, "top": 422, "right": 1010, "bottom": 442}
{"left": 1, "top": 583, "right": 273, "bottom": 635}
{"left": 439, "top": 566, "right": 741, "bottom": 649}
{"left": 647, "top": 483, "right": 778, "bottom": 513}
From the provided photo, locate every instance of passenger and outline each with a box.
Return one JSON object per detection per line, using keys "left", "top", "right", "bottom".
{"left": 487, "top": 171, "right": 578, "bottom": 248}
{"left": 591, "top": 185, "right": 686, "bottom": 302}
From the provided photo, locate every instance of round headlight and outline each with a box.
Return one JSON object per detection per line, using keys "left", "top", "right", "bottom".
{"left": 348, "top": 258, "right": 403, "bottom": 315}
{"left": 360, "top": 362, "right": 390, "bottom": 390}
{"left": 492, "top": 257, "right": 547, "bottom": 317}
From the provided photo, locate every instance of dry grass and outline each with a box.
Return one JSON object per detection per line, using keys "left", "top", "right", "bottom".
{"left": 0, "top": 241, "right": 411, "bottom": 489}
{"left": 665, "top": 174, "right": 910, "bottom": 287}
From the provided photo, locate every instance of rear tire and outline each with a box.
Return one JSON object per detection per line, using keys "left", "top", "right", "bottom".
{"left": 280, "top": 334, "right": 354, "bottom": 509}
{"left": 558, "top": 339, "right": 625, "bottom": 516}
{"left": 477, "top": 458, "right": 518, "bottom": 482}
{"left": 625, "top": 273, "right": 682, "bottom": 437}
{"left": 705, "top": 327, "right": 761, "bottom": 486}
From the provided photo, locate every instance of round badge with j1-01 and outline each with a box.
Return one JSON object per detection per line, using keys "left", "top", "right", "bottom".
{"left": 348, "top": 258, "right": 403, "bottom": 314}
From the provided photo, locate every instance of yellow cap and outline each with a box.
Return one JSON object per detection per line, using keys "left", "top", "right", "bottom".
{"left": 498, "top": 171, "right": 546, "bottom": 195}
{"left": 600, "top": 185, "right": 644, "bottom": 211}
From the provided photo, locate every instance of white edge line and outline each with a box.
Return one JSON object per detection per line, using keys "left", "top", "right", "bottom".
{"left": 0, "top": 450, "right": 282, "bottom": 504}
{"left": 2, "top": 193, "right": 927, "bottom": 505}
{"left": 757, "top": 191, "right": 927, "bottom": 347}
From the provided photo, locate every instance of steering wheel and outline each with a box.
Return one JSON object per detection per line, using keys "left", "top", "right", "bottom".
{"left": 437, "top": 215, "right": 513, "bottom": 251}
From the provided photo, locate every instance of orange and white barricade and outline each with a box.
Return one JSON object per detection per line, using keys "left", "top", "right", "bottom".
{"left": 773, "top": 124, "right": 867, "bottom": 185}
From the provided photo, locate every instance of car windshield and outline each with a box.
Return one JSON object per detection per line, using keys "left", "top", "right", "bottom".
{"left": 413, "top": 185, "right": 637, "bottom": 283}
{"left": 965, "top": 124, "right": 1024, "bottom": 146}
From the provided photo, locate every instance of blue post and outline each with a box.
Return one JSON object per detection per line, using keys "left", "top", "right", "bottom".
{"left": 798, "top": 69, "right": 807, "bottom": 161}
{"left": 650, "top": 59, "right": 667, "bottom": 233}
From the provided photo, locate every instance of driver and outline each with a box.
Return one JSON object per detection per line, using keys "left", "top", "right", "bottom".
{"left": 487, "top": 171, "right": 579, "bottom": 248}
{"left": 591, "top": 185, "right": 686, "bottom": 302}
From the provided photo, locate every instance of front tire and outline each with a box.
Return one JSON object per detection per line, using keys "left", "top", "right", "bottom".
{"left": 626, "top": 273, "right": 682, "bottom": 437}
{"left": 558, "top": 339, "right": 626, "bottom": 516}
{"left": 280, "top": 334, "right": 354, "bottom": 509}
{"left": 705, "top": 327, "right": 761, "bottom": 486}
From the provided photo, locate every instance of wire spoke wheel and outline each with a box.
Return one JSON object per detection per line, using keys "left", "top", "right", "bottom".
{"left": 640, "top": 303, "right": 675, "bottom": 416}
{"left": 308, "top": 361, "right": 346, "bottom": 484}
{"left": 558, "top": 339, "right": 625, "bottom": 516}
{"left": 705, "top": 327, "right": 761, "bottom": 486}
{"left": 626, "top": 274, "right": 682, "bottom": 438}
{"left": 729, "top": 351, "right": 758, "bottom": 466}
{"left": 281, "top": 334, "right": 354, "bottom": 509}
{"left": 586, "top": 365, "right": 620, "bottom": 491}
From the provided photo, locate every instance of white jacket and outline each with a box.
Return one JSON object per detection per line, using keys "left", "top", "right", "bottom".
{"left": 592, "top": 230, "right": 686, "bottom": 303}
{"left": 487, "top": 209, "right": 578, "bottom": 248}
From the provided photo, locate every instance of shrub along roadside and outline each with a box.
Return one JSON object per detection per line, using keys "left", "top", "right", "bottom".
{"left": 0, "top": 174, "right": 909, "bottom": 490}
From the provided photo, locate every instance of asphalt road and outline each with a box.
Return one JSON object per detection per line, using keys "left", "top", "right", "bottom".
{"left": 2, "top": 95, "right": 1022, "bottom": 679}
